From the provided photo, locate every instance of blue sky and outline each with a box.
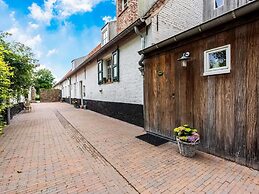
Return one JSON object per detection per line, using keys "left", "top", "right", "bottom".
{"left": 0, "top": 0, "right": 116, "bottom": 81}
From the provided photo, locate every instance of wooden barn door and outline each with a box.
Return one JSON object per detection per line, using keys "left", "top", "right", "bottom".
{"left": 144, "top": 53, "right": 193, "bottom": 139}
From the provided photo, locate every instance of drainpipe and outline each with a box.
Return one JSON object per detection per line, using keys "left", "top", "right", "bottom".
{"left": 134, "top": 25, "right": 146, "bottom": 75}
{"left": 134, "top": 26, "right": 146, "bottom": 49}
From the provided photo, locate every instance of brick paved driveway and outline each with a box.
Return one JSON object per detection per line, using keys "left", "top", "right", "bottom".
{"left": 0, "top": 103, "right": 258, "bottom": 194}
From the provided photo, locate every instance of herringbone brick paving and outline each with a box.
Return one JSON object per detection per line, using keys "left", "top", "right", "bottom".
{"left": 0, "top": 103, "right": 258, "bottom": 193}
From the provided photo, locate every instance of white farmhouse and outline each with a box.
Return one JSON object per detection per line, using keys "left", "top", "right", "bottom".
{"left": 54, "top": 0, "right": 203, "bottom": 127}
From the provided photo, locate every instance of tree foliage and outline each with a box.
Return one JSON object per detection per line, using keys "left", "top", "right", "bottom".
{"left": 0, "top": 45, "right": 12, "bottom": 113}
{"left": 0, "top": 31, "right": 37, "bottom": 132}
{"left": 0, "top": 32, "right": 37, "bottom": 99}
{"left": 34, "top": 68, "right": 55, "bottom": 94}
{"left": 0, "top": 44, "right": 12, "bottom": 133}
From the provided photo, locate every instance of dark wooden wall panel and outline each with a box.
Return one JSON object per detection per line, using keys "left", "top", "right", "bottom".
{"left": 144, "top": 19, "right": 259, "bottom": 169}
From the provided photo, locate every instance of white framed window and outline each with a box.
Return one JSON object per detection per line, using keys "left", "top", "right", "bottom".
{"left": 122, "top": 0, "right": 128, "bottom": 10}
{"left": 214, "top": 0, "right": 224, "bottom": 9}
{"left": 102, "top": 29, "right": 108, "bottom": 45}
{"left": 203, "top": 44, "right": 231, "bottom": 76}
{"left": 97, "top": 49, "right": 120, "bottom": 85}
{"left": 106, "top": 59, "right": 112, "bottom": 83}
{"left": 101, "top": 58, "right": 112, "bottom": 84}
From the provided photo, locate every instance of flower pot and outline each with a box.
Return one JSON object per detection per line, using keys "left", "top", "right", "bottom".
{"left": 176, "top": 138, "right": 199, "bottom": 157}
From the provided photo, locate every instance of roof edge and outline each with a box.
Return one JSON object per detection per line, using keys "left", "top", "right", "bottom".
{"left": 139, "top": 1, "right": 259, "bottom": 55}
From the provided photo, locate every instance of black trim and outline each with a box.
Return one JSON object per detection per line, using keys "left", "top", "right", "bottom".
{"left": 61, "top": 98, "right": 144, "bottom": 127}
{"left": 62, "top": 98, "right": 70, "bottom": 104}
{"left": 87, "top": 99, "right": 143, "bottom": 127}
{"left": 97, "top": 60, "right": 103, "bottom": 85}
{"left": 112, "top": 49, "right": 119, "bottom": 82}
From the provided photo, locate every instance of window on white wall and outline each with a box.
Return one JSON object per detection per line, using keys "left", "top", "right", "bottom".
{"left": 102, "top": 29, "right": 108, "bottom": 45}
{"left": 214, "top": 0, "right": 224, "bottom": 9}
{"left": 204, "top": 44, "right": 231, "bottom": 76}
{"left": 122, "top": 0, "right": 128, "bottom": 10}
{"left": 103, "top": 59, "right": 112, "bottom": 83}
{"left": 98, "top": 49, "right": 119, "bottom": 85}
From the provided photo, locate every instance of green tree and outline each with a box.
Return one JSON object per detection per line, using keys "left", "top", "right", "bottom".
{"left": 34, "top": 68, "right": 55, "bottom": 94}
{"left": 0, "top": 32, "right": 37, "bottom": 99}
{"left": 0, "top": 45, "right": 12, "bottom": 112}
{"left": 0, "top": 45, "right": 12, "bottom": 133}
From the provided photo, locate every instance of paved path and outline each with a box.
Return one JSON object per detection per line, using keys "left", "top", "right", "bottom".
{"left": 0, "top": 103, "right": 258, "bottom": 194}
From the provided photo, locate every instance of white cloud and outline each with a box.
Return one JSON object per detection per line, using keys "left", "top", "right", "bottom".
{"left": 28, "top": 22, "right": 39, "bottom": 30}
{"left": 102, "top": 16, "right": 116, "bottom": 24}
{"left": 46, "top": 49, "right": 58, "bottom": 57}
{"left": 0, "top": 0, "right": 7, "bottom": 8}
{"left": 28, "top": 0, "right": 105, "bottom": 25}
{"left": 7, "top": 26, "right": 42, "bottom": 57}
{"left": 28, "top": 2, "right": 54, "bottom": 24}
{"left": 0, "top": 0, "right": 103, "bottom": 82}
{"left": 9, "top": 11, "right": 16, "bottom": 22}
{"left": 26, "top": 34, "right": 42, "bottom": 49}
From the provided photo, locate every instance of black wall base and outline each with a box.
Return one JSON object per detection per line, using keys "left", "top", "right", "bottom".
{"left": 62, "top": 98, "right": 144, "bottom": 127}
{"left": 62, "top": 97, "right": 70, "bottom": 104}
{"left": 86, "top": 100, "right": 144, "bottom": 127}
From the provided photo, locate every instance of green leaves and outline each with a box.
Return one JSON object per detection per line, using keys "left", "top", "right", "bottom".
{"left": 0, "top": 32, "right": 37, "bottom": 99}
{"left": 0, "top": 45, "right": 12, "bottom": 113}
{"left": 34, "top": 68, "right": 55, "bottom": 94}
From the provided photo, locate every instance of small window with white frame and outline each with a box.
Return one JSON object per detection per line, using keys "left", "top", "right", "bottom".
{"left": 203, "top": 44, "right": 231, "bottom": 76}
{"left": 102, "top": 29, "right": 108, "bottom": 45}
{"left": 122, "top": 0, "right": 128, "bottom": 10}
{"left": 214, "top": 0, "right": 224, "bottom": 9}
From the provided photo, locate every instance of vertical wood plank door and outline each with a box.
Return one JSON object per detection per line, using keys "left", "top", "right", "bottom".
{"left": 144, "top": 52, "right": 194, "bottom": 139}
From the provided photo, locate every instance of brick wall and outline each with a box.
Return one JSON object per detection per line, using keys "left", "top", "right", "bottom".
{"left": 117, "top": 0, "right": 139, "bottom": 33}
{"left": 146, "top": 0, "right": 203, "bottom": 46}
{"left": 40, "top": 89, "right": 61, "bottom": 102}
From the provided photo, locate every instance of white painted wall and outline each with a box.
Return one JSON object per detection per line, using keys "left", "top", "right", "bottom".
{"left": 81, "top": 35, "right": 143, "bottom": 105}
{"left": 146, "top": 0, "right": 203, "bottom": 46}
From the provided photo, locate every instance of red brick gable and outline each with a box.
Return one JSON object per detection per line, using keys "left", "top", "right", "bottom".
{"left": 116, "top": 0, "right": 139, "bottom": 33}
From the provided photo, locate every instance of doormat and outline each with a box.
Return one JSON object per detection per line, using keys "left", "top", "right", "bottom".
{"left": 136, "top": 134, "right": 169, "bottom": 146}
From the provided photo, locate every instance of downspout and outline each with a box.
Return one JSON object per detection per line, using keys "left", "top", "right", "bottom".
{"left": 134, "top": 25, "right": 145, "bottom": 75}
{"left": 134, "top": 24, "right": 147, "bottom": 129}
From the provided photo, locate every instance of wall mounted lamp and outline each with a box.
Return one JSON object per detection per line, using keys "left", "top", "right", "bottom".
{"left": 177, "top": 52, "right": 191, "bottom": 67}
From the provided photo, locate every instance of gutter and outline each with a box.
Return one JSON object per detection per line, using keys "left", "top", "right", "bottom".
{"left": 138, "top": 1, "right": 259, "bottom": 55}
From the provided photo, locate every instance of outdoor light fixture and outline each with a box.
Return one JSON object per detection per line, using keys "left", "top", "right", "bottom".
{"left": 177, "top": 52, "right": 191, "bottom": 67}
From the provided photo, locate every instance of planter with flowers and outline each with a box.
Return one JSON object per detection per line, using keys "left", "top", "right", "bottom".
{"left": 173, "top": 124, "right": 200, "bottom": 157}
